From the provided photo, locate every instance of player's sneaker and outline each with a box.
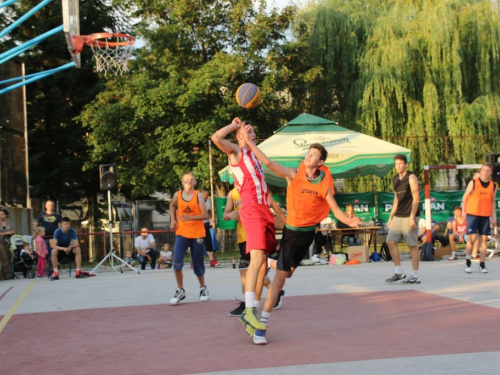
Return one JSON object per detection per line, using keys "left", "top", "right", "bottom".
{"left": 400, "top": 276, "right": 420, "bottom": 284}
{"left": 75, "top": 270, "right": 86, "bottom": 279}
{"left": 170, "top": 288, "right": 186, "bottom": 305}
{"left": 49, "top": 274, "right": 59, "bottom": 281}
{"left": 479, "top": 264, "right": 489, "bottom": 273}
{"left": 464, "top": 260, "right": 472, "bottom": 273}
{"left": 245, "top": 324, "right": 256, "bottom": 337}
{"left": 273, "top": 290, "right": 285, "bottom": 310}
{"left": 199, "top": 286, "right": 209, "bottom": 301}
{"left": 385, "top": 273, "right": 406, "bottom": 283}
{"left": 448, "top": 255, "right": 457, "bottom": 260}
{"left": 253, "top": 329, "right": 268, "bottom": 345}
{"left": 240, "top": 307, "right": 267, "bottom": 330}
{"left": 229, "top": 301, "right": 245, "bottom": 316}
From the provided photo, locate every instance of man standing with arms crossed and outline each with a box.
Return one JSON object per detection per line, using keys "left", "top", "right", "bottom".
{"left": 462, "top": 163, "right": 497, "bottom": 273}
{"left": 212, "top": 118, "right": 273, "bottom": 333}
{"left": 385, "top": 154, "right": 421, "bottom": 284}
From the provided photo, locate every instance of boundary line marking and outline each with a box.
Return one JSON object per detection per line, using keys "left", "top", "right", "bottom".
{"left": 0, "top": 281, "right": 35, "bottom": 334}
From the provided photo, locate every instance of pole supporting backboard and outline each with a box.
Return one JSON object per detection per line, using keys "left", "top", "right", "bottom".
{"left": 62, "top": 0, "right": 80, "bottom": 68}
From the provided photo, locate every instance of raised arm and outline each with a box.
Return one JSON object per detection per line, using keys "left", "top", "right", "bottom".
{"left": 240, "top": 124, "right": 295, "bottom": 183}
{"left": 325, "top": 188, "right": 360, "bottom": 228}
{"left": 211, "top": 118, "right": 242, "bottom": 157}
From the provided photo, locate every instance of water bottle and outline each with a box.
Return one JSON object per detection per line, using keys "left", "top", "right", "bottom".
{"left": 232, "top": 258, "right": 236, "bottom": 269}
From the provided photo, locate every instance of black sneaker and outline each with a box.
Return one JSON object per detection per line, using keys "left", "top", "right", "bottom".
{"left": 385, "top": 273, "right": 406, "bottom": 283}
{"left": 75, "top": 272, "right": 87, "bottom": 279}
{"left": 50, "top": 274, "right": 59, "bottom": 281}
{"left": 229, "top": 301, "right": 245, "bottom": 316}
{"left": 274, "top": 290, "right": 285, "bottom": 310}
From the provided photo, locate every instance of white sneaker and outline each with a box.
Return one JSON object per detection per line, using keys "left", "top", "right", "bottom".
{"left": 170, "top": 288, "right": 186, "bottom": 305}
{"left": 464, "top": 262, "right": 472, "bottom": 273}
{"left": 253, "top": 329, "right": 267, "bottom": 345}
{"left": 311, "top": 254, "right": 321, "bottom": 263}
{"left": 199, "top": 286, "right": 209, "bottom": 301}
{"left": 448, "top": 254, "right": 457, "bottom": 260}
{"left": 479, "top": 265, "right": 489, "bottom": 273}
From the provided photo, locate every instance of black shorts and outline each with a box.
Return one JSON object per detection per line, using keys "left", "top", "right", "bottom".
{"left": 238, "top": 242, "right": 249, "bottom": 269}
{"left": 277, "top": 227, "right": 315, "bottom": 272}
{"left": 57, "top": 248, "right": 76, "bottom": 262}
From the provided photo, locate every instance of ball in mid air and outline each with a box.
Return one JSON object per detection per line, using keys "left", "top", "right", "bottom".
{"left": 236, "top": 83, "right": 261, "bottom": 109}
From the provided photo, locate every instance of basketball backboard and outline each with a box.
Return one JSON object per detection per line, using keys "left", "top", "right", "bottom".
{"left": 62, "top": 0, "right": 80, "bottom": 68}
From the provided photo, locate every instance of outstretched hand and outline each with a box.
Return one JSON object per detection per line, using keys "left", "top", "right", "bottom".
{"left": 348, "top": 217, "right": 361, "bottom": 228}
{"left": 240, "top": 124, "right": 254, "bottom": 145}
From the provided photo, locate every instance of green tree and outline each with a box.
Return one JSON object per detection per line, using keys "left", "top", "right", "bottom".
{"left": 80, "top": 0, "right": 299, "bottom": 198}
{"left": 3, "top": 0, "right": 125, "bottom": 204}
{"left": 300, "top": 0, "right": 500, "bottom": 191}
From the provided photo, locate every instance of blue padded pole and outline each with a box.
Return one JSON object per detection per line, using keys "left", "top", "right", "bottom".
{"left": 0, "top": 62, "right": 74, "bottom": 95}
{"left": 0, "top": 0, "right": 21, "bottom": 9}
{"left": 0, "top": 25, "right": 63, "bottom": 64}
{"left": 0, "top": 0, "right": 53, "bottom": 39}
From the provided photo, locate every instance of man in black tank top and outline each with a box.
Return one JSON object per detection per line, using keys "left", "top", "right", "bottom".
{"left": 385, "top": 154, "right": 421, "bottom": 284}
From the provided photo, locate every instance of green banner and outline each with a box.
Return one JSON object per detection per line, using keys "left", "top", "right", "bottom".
{"left": 215, "top": 197, "right": 237, "bottom": 230}
{"left": 334, "top": 192, "right": 376, "bottom": 223}
{"left": 377, "top": 190, "right": 500, "bottom": 223}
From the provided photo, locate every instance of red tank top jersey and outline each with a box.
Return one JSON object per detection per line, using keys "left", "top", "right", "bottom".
{"left": 466, "top": 178, "right": 495, "bottom": 217}
{"left": 455, "top": 219, "right": 466, "bottom": 235}
{"left": 176, "top": 190, "right": 206, "bottom": 238}
{"left": 229, "top": 148, "right": 270, "bottom": 206}
{"left": 286, "top": 162, "right": 334, "bottom": 228}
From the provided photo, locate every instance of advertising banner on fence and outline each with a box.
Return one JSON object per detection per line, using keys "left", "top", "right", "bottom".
{"left": 378, "top": 191, "right": 500, "bottom": 223}
{"left": 334, "top": 192, "right": 376, "bottom": 223}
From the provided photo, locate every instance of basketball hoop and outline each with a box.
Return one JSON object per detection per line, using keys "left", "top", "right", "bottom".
{"left": 72, "top": 33, "right": 135, "bottom": 75}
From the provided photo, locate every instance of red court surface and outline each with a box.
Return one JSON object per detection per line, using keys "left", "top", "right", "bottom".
{"left": 1, "top": 290, "right": 500, "bottom": 375}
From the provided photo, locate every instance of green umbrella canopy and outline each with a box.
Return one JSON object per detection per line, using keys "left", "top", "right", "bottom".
{"left": 218, "top": 113, "right": 411, "bottom": 187}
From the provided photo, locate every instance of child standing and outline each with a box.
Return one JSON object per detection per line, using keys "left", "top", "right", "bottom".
{"left": 35, "top": 227, "right": 48, "bottom": 277}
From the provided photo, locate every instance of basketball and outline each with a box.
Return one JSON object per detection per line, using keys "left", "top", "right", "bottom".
{"left": 236, "top": 83, "right": 262, "bottom": 109}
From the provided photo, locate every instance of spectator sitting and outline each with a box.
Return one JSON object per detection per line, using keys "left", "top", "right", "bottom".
{"left": 418, "top": 217, "right": 449, "bottom": 247}
{"left": 157, "top": 243, "right": 173, "bottom": 269}
{"left": 20, "top": 241, "right": 35, "bottom": 278}
{"left": 50, "top": 217, "right": 85, "bottom": 280}
{"left": 123, "top": 250, "right": 135, "bottom": 266}
{"left": 135, "top": 227, "right": 158, "bottom": 270}
{"left": 337, "top": 204, "right": 362, "bottom": 246}
{"left": 447, "top": 206, "right": 479, "bottom": 260}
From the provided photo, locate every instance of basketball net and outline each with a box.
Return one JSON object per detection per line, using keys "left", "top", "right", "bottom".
{"left": 86, "top": 33, "right": 135, "bottom": 76}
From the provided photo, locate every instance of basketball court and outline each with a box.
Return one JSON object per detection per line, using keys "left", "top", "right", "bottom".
{"left": 1, "top": 257, "right": 500, "bottom": 375}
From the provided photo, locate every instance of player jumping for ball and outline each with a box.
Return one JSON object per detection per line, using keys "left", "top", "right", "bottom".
{"left": 241, "top": 128, "right": 360, "bottom": 344}
{"left": 212, "top": 118, "right": 275, "bottom": 334}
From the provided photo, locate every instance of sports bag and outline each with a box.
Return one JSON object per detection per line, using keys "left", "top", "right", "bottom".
{"left": 380, "top": 242, "right": 392, "bottom": 261}
{"left": 420, "top": 242, "right": 435, "bottom": 261}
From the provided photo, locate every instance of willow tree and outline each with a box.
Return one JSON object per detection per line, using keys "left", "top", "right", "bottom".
{"left": 358, "top": 0, "right": 500, "bottom": 172}
{"left": 300, "top": 0, "right": 500, "bottom": 191}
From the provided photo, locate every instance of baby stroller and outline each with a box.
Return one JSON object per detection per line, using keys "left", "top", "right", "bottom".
{"left": 5, "top": 234, "right": 37, "bottom": 279}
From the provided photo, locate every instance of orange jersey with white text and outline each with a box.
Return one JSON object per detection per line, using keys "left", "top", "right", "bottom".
{"left": 176, "top": 190, "right": 206, "bottom": 238}
{"left": 466, "top": 178, "right": 495, "bottom": 217}
{"left": 286, "top": 162, "right": 334, "bottom": 228}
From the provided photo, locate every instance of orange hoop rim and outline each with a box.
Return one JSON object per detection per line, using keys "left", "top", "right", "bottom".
{"left": 86, "top": 32, "right": 136, "bottom": 48}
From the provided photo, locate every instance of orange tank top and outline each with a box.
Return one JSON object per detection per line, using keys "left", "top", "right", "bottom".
{"left": 176, "top": 190, "right": 206, "bottom": 238}
{"left": 231, "top": 189, "right": 246, "bottom": 243}
{"left": 286, "top": 162, "right": 334, "bottom": 228}
{"left": 466, "top": 178, "right": 495, "bottom": 217}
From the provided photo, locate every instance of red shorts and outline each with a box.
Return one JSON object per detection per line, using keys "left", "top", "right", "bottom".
{"left": 240, "top": 203, "right": 276, "bottom": 254}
